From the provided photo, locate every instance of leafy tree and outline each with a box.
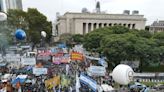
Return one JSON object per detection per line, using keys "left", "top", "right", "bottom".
{"left": 72, "top": 34, "right": 84, "bottom": 44}
{"left": 26, "top": 8, "right": 52, "bottom": 44}
{"left": 59, "top": 33, "right": 72, "bottom": 46}
{"left": 83, "top": 26, "right": 163, "bottom": 71}
{"left": 7, "top": 8, "right": 52, "bottom": 45}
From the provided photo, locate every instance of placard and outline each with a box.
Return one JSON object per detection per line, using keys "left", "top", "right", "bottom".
{"left": 21, "top": 57, "right": 36, "bottom": 65}
{"left": 33, "top": 68, "right": 47, "bottom": 75}
{"left": 87, "top": 66, "right": 106, "bottom": 76}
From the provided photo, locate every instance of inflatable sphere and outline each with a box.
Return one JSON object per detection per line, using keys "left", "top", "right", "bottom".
{"left": 112, "top": 64, "right": 134, "bottom": 85}
{"left": 41, "top": 31, "right": 46, "bottom": 38}
{"left": 0, "top": 12, "right": 7, "bottom": 21}
{"left": 15, "top": 29, "right": 26, "bottom": 40}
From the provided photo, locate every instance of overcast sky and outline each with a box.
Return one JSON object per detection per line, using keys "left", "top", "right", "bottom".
{"left": 22, "top": 0, "right": 164, "bottom": 25}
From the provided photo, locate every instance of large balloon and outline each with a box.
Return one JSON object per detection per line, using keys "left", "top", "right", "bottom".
{"left": 112, "top": 64, "right": 134, "bottom": 85}
{"left": 0, "top": 12, "right": 7, "bottom": 21}
{"left": 41, "top": 31, "right": 46, "bottom": 38}
{"left": 15, "top": 29, "right": 26, "bottom": 40}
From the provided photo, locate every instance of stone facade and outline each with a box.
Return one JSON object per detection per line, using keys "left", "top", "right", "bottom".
{"left": 56, "top": 12, "right": 146, "bottom": 35}
{"left": 149, "top": 21, "right": 164, "bottom": 33}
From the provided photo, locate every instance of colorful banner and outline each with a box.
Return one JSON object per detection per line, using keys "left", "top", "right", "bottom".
{"left": 37, "top": 50, "right": 52, "bottom": 56}
{"left": 52, "top": 57, "right": 61, "bottom": 64}
{"left": 71, "top": 52, "right": 83, "bottom": 61}
{"left": 45, "top": 76, "right": 60, "bottom": 89}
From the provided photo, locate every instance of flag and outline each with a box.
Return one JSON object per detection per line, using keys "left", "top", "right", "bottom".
{"left": 71, "top": 52, "right": 83, "bottom": 61}
{"left": 76, "top": 73, "right": 81, "bottom": 92}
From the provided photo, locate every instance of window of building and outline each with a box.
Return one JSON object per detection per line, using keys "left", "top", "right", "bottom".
{"left": 114, "top": 23, "right": 117, "bottom": 26}
{"left": 99, "top": 23, "right": 102, "bottom": 28}
{"left": 93, "top": 23, "right": 97, "bottom": 30}
{"left": 83, "top": 23, "right": 86, "bottom": 34}
{"left": 104, "top": 23, "right": 107, "bottom": 27}
{"left": 128, "top": 24, "right": 131, "bottom": 29}
{"left": 119, "top": 23, "right": 122, "bottom": 26}
{"left": 123, "top": 24, "right": 126, "bottom": 27}
{"left": 109, "top": 23, "right": 112, "bottom": 26}
{"left": 132, "top": 24, "right": 136, "bottom": 29}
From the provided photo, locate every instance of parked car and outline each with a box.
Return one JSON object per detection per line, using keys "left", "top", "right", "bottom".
{"left": 130, "top": 82, "right": 150, "bottom": 92}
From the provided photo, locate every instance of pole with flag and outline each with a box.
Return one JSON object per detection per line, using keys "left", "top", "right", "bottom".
{"left": 76, "top": 72, "right": 81, "bottom": 92}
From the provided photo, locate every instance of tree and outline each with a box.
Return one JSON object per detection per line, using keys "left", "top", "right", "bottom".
{"left": 7, "top": 8, "right": 52, "bottom": 45}
{"left": 26, "top": 8, "right": 52, "bottom": 44}
{"left": 59, "top": 33, "right": 72, "bottom": 46}
{"left": 83, "top": 26, "right": 163, "bottom": 71}
{"left": 72, "top": 34, "right": 84, "bottom": 44}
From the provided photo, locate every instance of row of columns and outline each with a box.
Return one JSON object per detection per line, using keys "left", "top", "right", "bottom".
{"left": 83, "top": 23, "right": 136, "bottom": 34}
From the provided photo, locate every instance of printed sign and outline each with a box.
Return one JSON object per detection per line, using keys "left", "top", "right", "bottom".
{"left": 87, "top": 66, "right": 106, "bottom": 76}
{"left": 21, "top": 57, "right": 36, "bottom": 65}
{"left": 33, "top": 68, "right": 47, "bottom": 75}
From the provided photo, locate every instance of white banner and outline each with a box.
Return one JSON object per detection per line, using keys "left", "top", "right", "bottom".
{"left": 87, "top": 66, "right": 106, "bottom": 76}
{"left": 5, "top": 54, "right": 21, "bottom": 62}
{"left": 33, "top": 68, "right": 47, "bottom": 75}
{"left": 21, "top": 57, "right": 36, "bottom": 65}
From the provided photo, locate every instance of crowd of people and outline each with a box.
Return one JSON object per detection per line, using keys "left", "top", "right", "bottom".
{"left": 0, "top": 45, "right": 114, "bottom": 92}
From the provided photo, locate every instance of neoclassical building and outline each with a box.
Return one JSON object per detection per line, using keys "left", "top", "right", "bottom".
{"left": 149, "top": 20, "right": 164, "bottom": 33}
{"left": 56, "top": 12, "right": 146, "bottom": 35}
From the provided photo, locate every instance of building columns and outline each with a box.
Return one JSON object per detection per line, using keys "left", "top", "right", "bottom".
{"left": 86, "top": 23, "right": 88, "bottom": 33}
{"left": 91, "top": 23, "right": 94, "bottom": 31}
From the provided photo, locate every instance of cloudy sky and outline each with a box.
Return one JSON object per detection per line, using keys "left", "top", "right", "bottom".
{"left": 22, "top": 0, "right": 164, "bottom": 25}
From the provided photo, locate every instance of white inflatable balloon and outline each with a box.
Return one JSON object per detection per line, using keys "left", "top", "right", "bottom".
{"left": 41, "top": 31, "right": 46, "bottom": 38}
{"left": 112, "top": 64, "right": 134, "bottom": 85}
{"left": 0, "top": 12, "right": 7, "bottom": 21}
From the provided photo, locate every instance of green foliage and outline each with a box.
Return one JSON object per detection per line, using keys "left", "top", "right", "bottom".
{"left": 59, "top": 33, "right": 72, "bottom": 46}
{"left": 7, "top": 8, "right": 52, "bottom": 45}
{"left": 142, "top": 65, "right": 164, "bottom": 72}
{"left": 83, "top": 26, "right": 164, "bottom": 70}
{"left": 72, "top": 34, "right": 84, "bottom": 44}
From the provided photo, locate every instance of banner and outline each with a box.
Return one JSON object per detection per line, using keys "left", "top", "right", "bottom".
{"left": 5, "top": 54, "right": 21, "bottom": 62}
{"left": 71, "top": 52, "right": 83, "bottom": 61}
{"left": 98, "top": 58, "right": 108, "bottom": 68}
{"left": 79, "top": 74, "right": 97, "bottom": 92}
{"left": 37, "top": 50, "right": 52, "bottom": 56}
{"left": 21, "top": 57, "right": 36, "bottom": 65}
{"left": 52, "top": 57, "right": 61, "bottom": 64}
{"left": 87, "top": 66, "right": 106, "bottom": 76}
{"left": 45, "top": 76, "right": 60, "bottom": 89}
{"left": 33, "top": 68, "right": 47, "bottom": 75}
{"left": 52, "top": 54, "right": 70, "bottom": 64}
